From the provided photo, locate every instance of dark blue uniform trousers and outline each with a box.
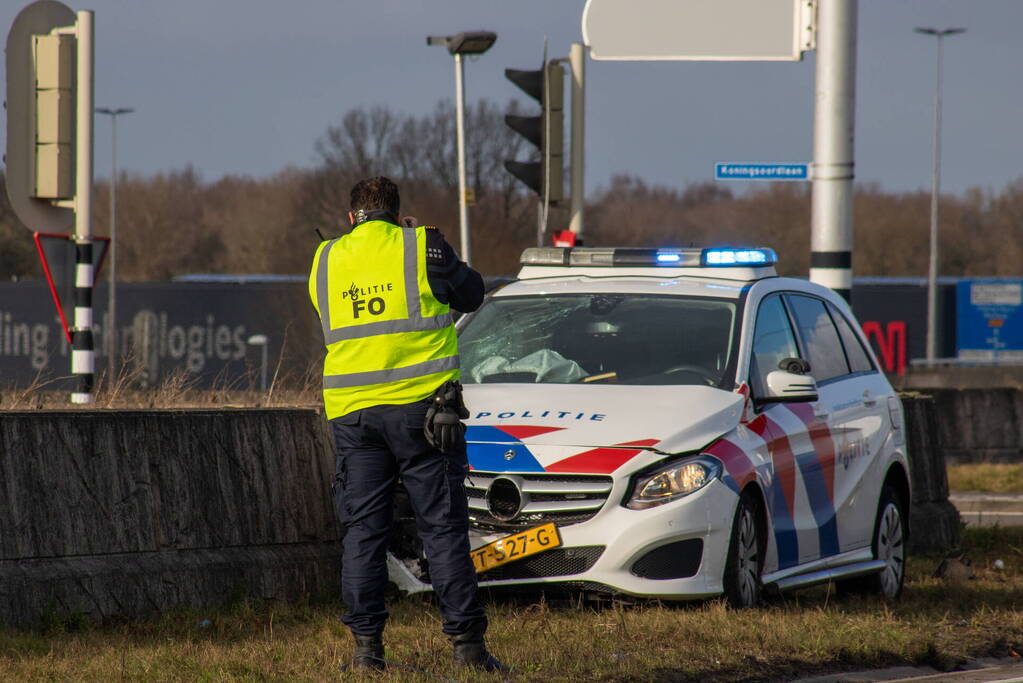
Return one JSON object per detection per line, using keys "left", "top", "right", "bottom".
{"left": 331, "top": 399, "right": 487, "bottom": 637}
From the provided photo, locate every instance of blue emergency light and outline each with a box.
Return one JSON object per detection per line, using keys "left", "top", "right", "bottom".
{"left": 702, "top": 248, "right": 777, "bottom": 266}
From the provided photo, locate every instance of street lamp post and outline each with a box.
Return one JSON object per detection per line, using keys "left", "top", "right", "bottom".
{"left": 914, "top": 27, "right": 964, "bottom": 362}
{"left": 95, "top": 106, "right": 134, "bottom": 383}
{"left": 427, "top": 31, "right": 497, "bottom": 267}
{"left": 247, "top": 334, "right": 269, "bottom": 392}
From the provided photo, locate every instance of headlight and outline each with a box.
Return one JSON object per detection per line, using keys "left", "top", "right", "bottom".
{"left": 625, "top": 456, "right": 721, "bottom": 510}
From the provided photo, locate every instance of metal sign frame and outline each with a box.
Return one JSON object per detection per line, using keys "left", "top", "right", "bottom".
{"left": 5, "top": 0, "right": 76, "bottom": 233}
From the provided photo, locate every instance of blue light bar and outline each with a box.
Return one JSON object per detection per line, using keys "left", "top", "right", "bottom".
{"left": 655, "top": 252, "right": 682, "bottom": 264}
{"left": 702, "top": 248, "right": 777, "bottom": 267}
{"left": 519, "top": 246, "right": 776, "bottom": 270}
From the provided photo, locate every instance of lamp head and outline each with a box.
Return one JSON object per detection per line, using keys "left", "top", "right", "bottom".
{"left": 426, "top": 31, "right": 497, "bottom": 56}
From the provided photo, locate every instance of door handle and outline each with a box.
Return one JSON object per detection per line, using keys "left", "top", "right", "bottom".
{"left": 862, "top": 390, "right": 877, "bottom": 407}
{"left": 813, "top": 403, "right": 830, "bottom": 420}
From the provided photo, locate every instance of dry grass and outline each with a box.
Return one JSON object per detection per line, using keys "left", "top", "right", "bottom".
{"left": 0, "top": 356, "right": 322, "bottom": 412}
{"left": 948, "top": 464, "right": 1023, "bottom": 494}
{"left": 2, "top": 527, "right": 1022, "bottom": 682}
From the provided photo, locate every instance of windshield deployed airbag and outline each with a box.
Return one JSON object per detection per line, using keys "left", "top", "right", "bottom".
{"left": 471, "top": 349, "right": 588, "bottom": 384}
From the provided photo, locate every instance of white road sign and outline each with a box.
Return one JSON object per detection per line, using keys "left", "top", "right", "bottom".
{"left": 582, "top": 0, "right": 816, "bottom": 61}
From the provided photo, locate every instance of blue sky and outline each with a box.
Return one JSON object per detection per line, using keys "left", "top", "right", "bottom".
{"left": 2, "top": 0, "right": 1017, "bottom": 196}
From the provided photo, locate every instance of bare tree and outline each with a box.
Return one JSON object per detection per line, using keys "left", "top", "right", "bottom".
{"left": 316, "top": 107, "right": 398, "bottom": 179}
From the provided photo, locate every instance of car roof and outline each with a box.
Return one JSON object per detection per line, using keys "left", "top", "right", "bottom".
{"left": 492, "top": 273, "right": 853, "bottom": 308}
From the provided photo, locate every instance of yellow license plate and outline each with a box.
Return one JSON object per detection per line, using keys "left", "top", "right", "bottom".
{"left": 470, "top": 522, "right": 562, "bottom": 574}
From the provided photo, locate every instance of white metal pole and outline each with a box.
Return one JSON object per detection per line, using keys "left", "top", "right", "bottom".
{"left": 108, "top": 114, "right": 117, "bottom": 382}
{"left": 569, "top": 43, "right": 586, "bottom": 243}
{"left": 925, "top": 36, "right": 944, "bottom": 362}
{"left": 71, "top": 10, "right": 95, "bottom": 404}
{"left": 810, "top": 0, "right": 857, "bottom": 302}
{"left": 454, "top": 53, "right": 471, "bottom": 265}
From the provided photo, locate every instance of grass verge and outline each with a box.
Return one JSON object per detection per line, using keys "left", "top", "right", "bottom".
{"left": 947, "top": 463, "right": 1023, "bottom": 494}
{"left": 1, "top": 527, "right": 1021, "bottom": 682}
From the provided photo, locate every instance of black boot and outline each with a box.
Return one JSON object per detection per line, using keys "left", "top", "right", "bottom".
{"left": 452, "top": 631, "right": 510, "bottom": 672}
{"left": 351, "top": 633, "right": 386, "bottom": 671}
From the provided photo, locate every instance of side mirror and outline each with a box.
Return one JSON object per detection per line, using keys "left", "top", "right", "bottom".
{"left": 762, "top": 369, "right": 819, "bottom": 403}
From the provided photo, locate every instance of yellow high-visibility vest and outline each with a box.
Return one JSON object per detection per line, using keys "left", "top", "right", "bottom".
{"left": 309, "top": 220, "right": 459, "bottom": 419}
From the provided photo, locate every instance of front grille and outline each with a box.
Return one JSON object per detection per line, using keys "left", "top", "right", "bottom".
{"left": 465, "top": 471, "right": 614, "bottom": 532}
{"left": 487, "top": 478, "right": 522, "bottom": 520}
{"left": 630, "top": 538, "right": 703, "bottom": 580}
{"left": 479, "top": 546, "right": 605, "bottom": 581}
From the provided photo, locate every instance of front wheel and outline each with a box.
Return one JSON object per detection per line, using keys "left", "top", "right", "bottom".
{"left": 838, "top": 484, "right": 907, "bottom": 599}
{"left": 873, "top": 486, "right": 907, "bottom": 599}
{"left": 723, "top": 492, "right": 763, "bottom": 608}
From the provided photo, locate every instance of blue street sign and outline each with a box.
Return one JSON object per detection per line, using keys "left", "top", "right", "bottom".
{"left": 956, "top": 280, "right": 1023, "bottom": 362}
{"left": 715, "top": 163, "right": 810, "bottom": 181}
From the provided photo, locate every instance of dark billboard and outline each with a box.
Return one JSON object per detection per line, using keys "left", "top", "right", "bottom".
{"left": 0, "top": 277, "right": 959, "bottom": 389}
{"left": 0, "top": 281, "right": 321, "bottom": 390}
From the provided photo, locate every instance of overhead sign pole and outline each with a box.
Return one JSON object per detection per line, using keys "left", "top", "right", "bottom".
{"left": 809, "top": 0, "right": 857, "bottom": 302}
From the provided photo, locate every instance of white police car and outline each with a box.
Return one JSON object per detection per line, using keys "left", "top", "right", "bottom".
{"left": 433, "top": 246, "right": 910, "bottom": 607}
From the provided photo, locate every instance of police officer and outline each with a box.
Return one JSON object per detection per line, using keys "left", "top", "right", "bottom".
{"left": 309, "top": 176, "right": 506, "bottom": 672}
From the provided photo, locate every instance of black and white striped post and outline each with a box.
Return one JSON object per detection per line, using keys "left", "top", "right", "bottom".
{"left": 70, "top": 10, "right": 95, "bottom": 404}
{"left": 71, "top": 238, "right": 94, "bottom": 402}
{"left": 810, "top": 0, "right": 856, "bottom": 302}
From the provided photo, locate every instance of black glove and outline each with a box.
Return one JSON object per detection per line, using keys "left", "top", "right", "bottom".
{"left": 424, "top": 381, "right": 469, "bottom": 453}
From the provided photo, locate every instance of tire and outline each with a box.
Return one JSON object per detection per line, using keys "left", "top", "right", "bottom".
{"left": 838, "top": 484, "right": 907, "bottom": 599}
{"left": 872, "top": 485, "right": 907, "bottom": 599}
{"left": 723, "top": 491, "right": 763, "bottom": 608}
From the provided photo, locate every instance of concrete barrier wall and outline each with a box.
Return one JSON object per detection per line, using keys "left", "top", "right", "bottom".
{"left": 0, "top": 409, "right": 340, "bottom": 628}
{"left": 0, "top": 394, "right": 973, "bottom": 627}
{"left": 926, "top": 389, "right": 1023, "bottom": 465}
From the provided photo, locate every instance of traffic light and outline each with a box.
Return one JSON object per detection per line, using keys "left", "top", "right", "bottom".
{"left": 32, "top": 33, "right": 75, "bottom": 199}
{"left": 504, "top": 61, "right": 564, "bottom": 205}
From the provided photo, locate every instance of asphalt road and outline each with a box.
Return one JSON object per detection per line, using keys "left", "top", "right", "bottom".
{"left": 798, "top": 658, "right": 1023, "bottom": 682}
{"left": 950, "top": 493, "right": 1023, "bottom": 527}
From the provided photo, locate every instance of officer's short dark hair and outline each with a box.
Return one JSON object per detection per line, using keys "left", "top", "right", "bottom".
{"left": 350, "top": 176, "right": 400, "bottom": 215}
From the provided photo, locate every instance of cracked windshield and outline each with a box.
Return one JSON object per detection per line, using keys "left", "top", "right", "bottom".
{"left": 459, "top": 294, "right": 737, "bottom": 386}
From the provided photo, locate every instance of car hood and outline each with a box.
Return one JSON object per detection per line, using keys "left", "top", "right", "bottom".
{"left": 463, "top": 384, "right": 743, "bottom": 475}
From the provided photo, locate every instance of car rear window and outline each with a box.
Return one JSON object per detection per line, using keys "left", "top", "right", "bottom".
{"left": 458, "top": 294, "right": 737, "bottom": 387}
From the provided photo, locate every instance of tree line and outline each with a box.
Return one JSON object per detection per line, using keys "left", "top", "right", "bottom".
{"left": 1, "top": 99, "right": 1021, "bottom": 280}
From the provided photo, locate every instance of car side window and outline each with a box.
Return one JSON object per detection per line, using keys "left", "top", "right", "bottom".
{"left": 827, "top": 302, "right": 876, "bottom": 374}
{"left": 750, "top": 295, "right": 801, "bottom": 398}
{"left": 786, "top": 295, "right": 850, "bottom": 383}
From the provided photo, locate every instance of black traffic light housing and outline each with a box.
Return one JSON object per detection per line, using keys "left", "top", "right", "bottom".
{"left": 504, "top": 61, "right": 564, "bottom": 205}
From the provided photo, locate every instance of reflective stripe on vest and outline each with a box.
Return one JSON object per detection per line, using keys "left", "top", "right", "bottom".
{"left": 322, "top": 355, "right": 460, "bottom": 389}
{"left": 316, "top": 228, "right": 452, "bottom": 344}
